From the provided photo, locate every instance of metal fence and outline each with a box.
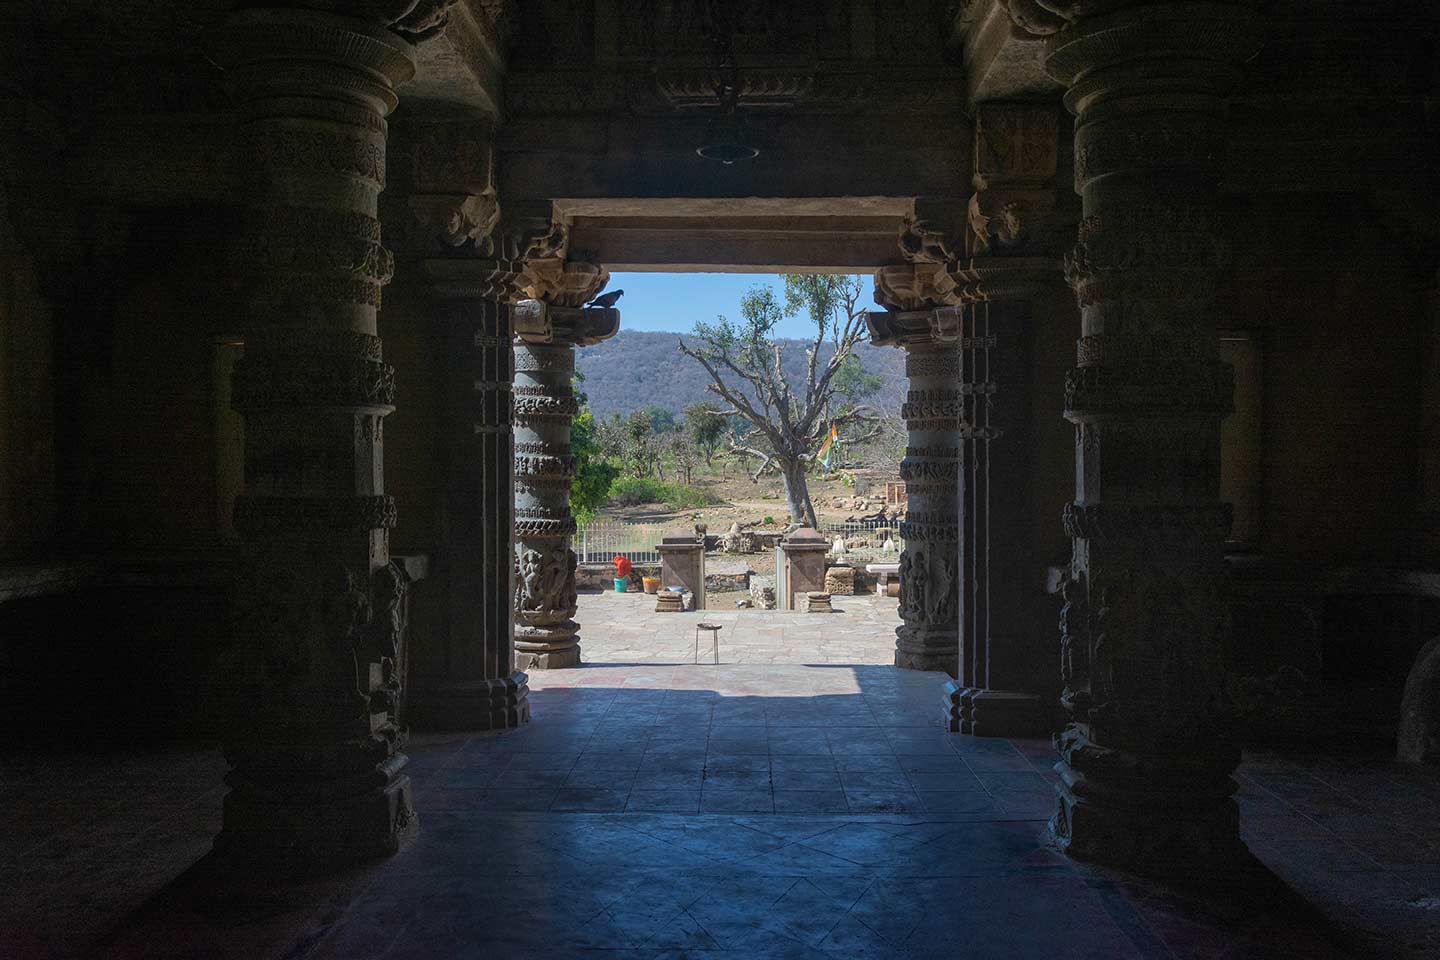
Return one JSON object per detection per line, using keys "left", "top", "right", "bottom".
{"left": 576, "top": 518, "right": 904, "bottom": 566}
{"left": 817, "top": 519, "right": 905, "bottom": 552}
{"left": 576, "top": 520, "right": 665, "bottom": 565}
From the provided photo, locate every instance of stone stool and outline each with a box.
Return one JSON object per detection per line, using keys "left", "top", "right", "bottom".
{"left": 806, "top": 592, "right": 833, "bottom": 613}
{"left": 656, "top": 591, "right": 684, "bottom": 613}
{"left": 694, "top": 623, "right": 722, "bottom": 664}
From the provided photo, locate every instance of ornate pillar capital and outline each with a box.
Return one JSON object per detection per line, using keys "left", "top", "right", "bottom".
{"left": 876, "top": 191, "right": 1066, "bottom": 312}
{"left": 513, "top": 299, "right": 621, "bottom": 347}
{"left": 207, "top": 8, "right": 418, "bottom": 111}
{"left": 521, "top": 258, "right": 611, "bottom": 307}
{"left": 214, "top": 1, "right": 463, "bottom": 45}
{"left": 865, "top": 307, "right": 960, "bottom": 349}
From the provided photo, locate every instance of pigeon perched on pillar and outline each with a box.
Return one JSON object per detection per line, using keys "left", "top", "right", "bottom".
{"left": 587, "top": 289, "right": 624, "bottom": 309}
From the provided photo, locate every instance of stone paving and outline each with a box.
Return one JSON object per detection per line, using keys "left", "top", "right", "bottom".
{"left": 7, "top": 662, "right": 1440, "bottom": 958}
{"left": 576, "top": 589, "right": 905, "bottom": 665}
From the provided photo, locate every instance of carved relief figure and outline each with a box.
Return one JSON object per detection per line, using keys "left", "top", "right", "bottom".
{"left": 1058, "top": 570, "right": 1089, "bottom": 704}
{"left": 318, "top": 564, "right": 372, "bottom": 711}
{"left": 366, "top": 561, "right": 408, "bottom": 714}
{"left": 898, "top": 548, "right": 925, "bottom": 623}
{"left": 926, "top": 549, "right": 957, "bottom": 623}
{"left": 517, "top": 545, "right": 577, "bottom": 615}
{"left": 968, "top": 194, "right": 1030, "bottom": 256}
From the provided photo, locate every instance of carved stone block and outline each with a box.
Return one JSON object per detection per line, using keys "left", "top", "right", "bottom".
{"left": 975, "top": 102, "right": 1058, "bottom": 183}
{"left": 824, "top": 566, "right": 856, "bottom": 596}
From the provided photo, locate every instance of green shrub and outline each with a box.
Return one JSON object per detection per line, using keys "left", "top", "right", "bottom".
{"left": 608, "top": 476, "right": 721, "bottom": 510}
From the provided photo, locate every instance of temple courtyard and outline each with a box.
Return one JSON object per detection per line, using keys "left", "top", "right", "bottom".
{"left": 6, "top": 646, "right": 1440, "bottom": 957}
{"left": 573, "top": 590, "right": 904, "bottom": 665}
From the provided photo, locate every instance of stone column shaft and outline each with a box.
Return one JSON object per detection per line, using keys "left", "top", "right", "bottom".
{"left": 897, "top": 340, "right": 962, "bottom": 672}
{"left": 207, "top": 7, "right": 418, "bottom": 869}
{"left": 877, "top": 224, "right": 1064, "bottom": 726}
{"left": 869, "top": 302, "right": 962, "bottom": 674}
{"left": 511, "top": 300, "right": 620, "bottom": 667}
{"left": 1030, "top": 0, "right": 1262, "bottom": 876}
{"left": 944, "top": 298, "right": 1043, "bottom": 734}
{"left": 942, "top": 260, "right": 1064, "bottom": 737}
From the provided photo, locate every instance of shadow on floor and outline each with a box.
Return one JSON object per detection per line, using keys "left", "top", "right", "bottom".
{"left": 7, "top": 664, "right": 1440, "bottom": 959}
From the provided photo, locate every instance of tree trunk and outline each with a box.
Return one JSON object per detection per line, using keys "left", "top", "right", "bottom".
{"left": 780, "top": 457, "right": 818, "bottom": 528}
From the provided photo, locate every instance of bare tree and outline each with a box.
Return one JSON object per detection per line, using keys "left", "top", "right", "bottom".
{"left": 678, "top": 275, "right": 881, "bottom": 527}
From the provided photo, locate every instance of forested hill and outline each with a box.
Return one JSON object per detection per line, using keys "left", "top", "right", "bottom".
{"left": 574, "top": 329, "right": 907, "bottom": 420}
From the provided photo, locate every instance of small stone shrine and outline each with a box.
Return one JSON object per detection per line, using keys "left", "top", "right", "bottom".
{"left": 779, "top": 528, "right": 830, "bottom": 611}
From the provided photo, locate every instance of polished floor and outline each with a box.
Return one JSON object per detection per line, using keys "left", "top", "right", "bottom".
{"left": 6, "top": 664, "right": 1440, "bottom": 959}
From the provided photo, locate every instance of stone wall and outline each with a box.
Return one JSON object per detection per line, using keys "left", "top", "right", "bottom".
{"left": 576, "top": 562, "right": 659, "bottom": 591}
{"left": 0, "top": 193, "right": 55, "bottom": 559}
{"left": 1220, "top": 192, "right": 1428, "bottom": 564}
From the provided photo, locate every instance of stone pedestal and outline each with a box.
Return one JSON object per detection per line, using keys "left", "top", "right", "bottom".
{"left": 658, "top": 532, "right": 705, "bottom": 609}
{"left": 407, "top": 258, "right": 531, "bottom": 732}
{"left": 806, "top": 592, "right": 834, "bottom": 613}
{"left": 206, "top": 7, "right": 422, "bottom": 870}
{"left": 1011, "top": 0, "right": 1261, "bottom": 878}
{"left": 779, "top": 527, "right": 829, "bottom": 611}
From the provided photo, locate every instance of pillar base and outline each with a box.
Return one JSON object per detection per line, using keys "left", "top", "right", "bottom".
{"left": 216, "top": 771, "right": 416, "bottom": 877}
{"left": 515, "top": 646, "right": 581, "bottom": 670}
{"left": 942, "top": 682, "right": 1047, "bottom": 737}
{"left": 515, "top": 621, "right": 580, "bottom": 669}
{"left": 1048, "top": 728, "right": 1245, "bottom": 881}
{"left": 894, "top": 628, "right": 958, "bottom": 674}
{"left": 409, "top": 671, "right": 530, "bottom": 732}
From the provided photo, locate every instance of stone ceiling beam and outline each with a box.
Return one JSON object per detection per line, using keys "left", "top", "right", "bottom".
{"left": 953, "top": 0, "right": 1061, "bottom": 103}
{"left": 565, "top": 213, "right": 910, "bottom": 273}
{"left": 401, "top": 0, "right": 508, "bottom": 118}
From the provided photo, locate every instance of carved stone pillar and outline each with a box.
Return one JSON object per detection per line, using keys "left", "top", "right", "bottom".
{"left": 1011, "top": 0, "right": 1263, "bottom": 876}
{"left": 408, "top": 257, "right": 533, "bottom": 730}
{"left": 941, "top": 104, "right": 1071, "bottom": 738}
{"left": 511, "top": 281, "right": 619, "bottom": 670}
{"left": 387, "top": 119, "right": 536, "bottom": 731}
{"left": 206, "top": 5, "right": 436, "bottom": 869}
{"left": 868, "top": 299, "right": 961, "bottom": 674}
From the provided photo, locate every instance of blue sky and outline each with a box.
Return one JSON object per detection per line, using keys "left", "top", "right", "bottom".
{"left": 605, "top": 272, "right": 876, "bottom": 339}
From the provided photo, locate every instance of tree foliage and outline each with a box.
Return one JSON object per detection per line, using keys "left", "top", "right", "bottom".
{"left": 677, "top": 274, "right": 880, "bottom": 527}
{"left": 570, "top": 410, "right": 619, "bottom": 528}
{"left": 642, "top": 403, "right": 677, "bottom": 435}
{"left": 684, "top": 403, "right": 729, "bottom": 465}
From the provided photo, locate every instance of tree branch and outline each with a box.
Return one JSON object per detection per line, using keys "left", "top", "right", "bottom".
{"left": 726, "top": 437, "right": 776, "bottom": 482}
{"left": 678, "top": 337, "right": 783, "bottom": 447}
